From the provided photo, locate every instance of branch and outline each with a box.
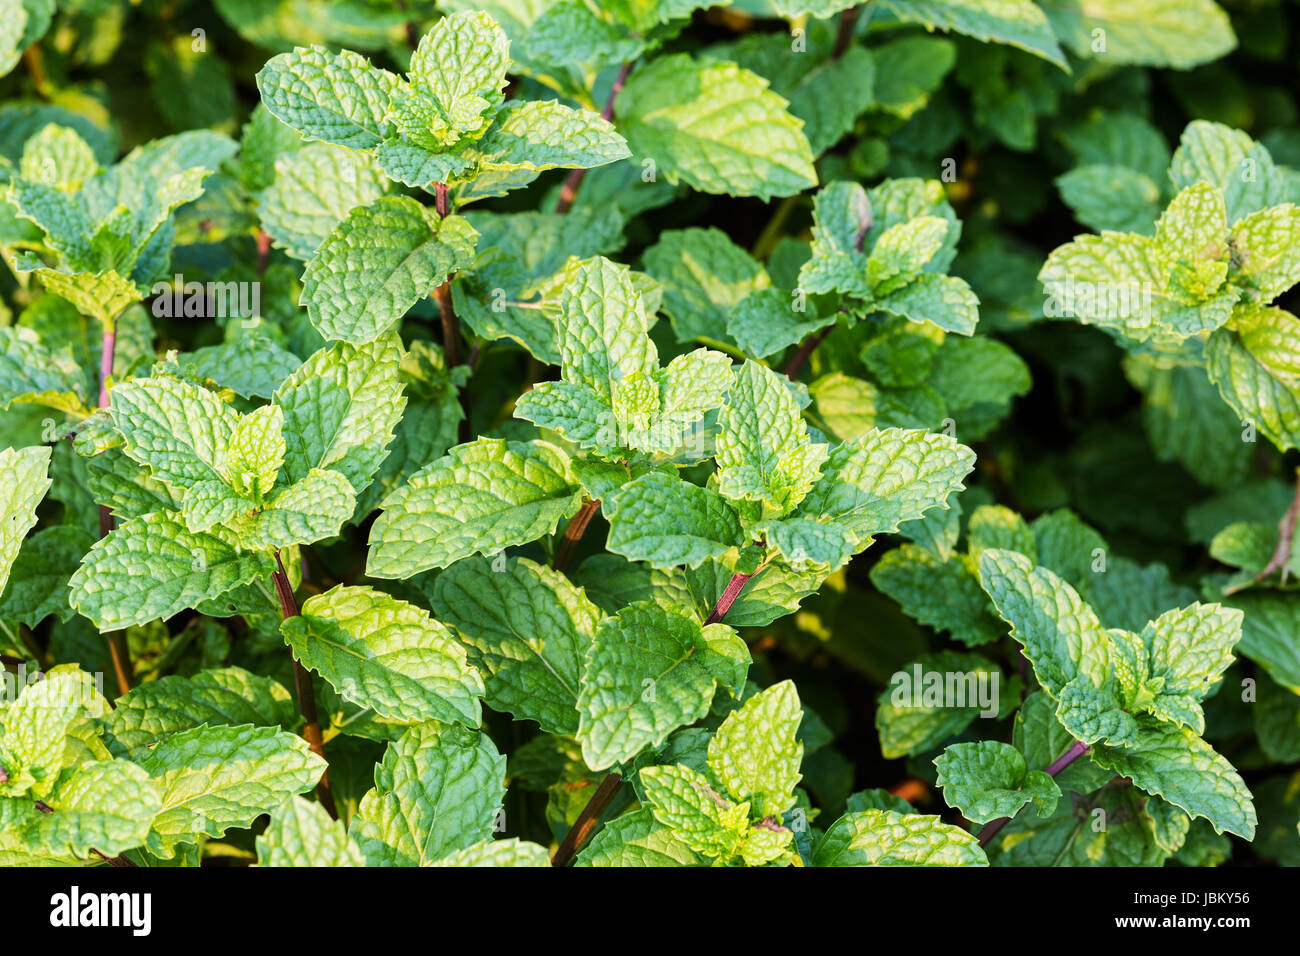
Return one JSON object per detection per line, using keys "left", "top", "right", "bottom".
{"left": 782, "top": 325, "right": 832, "bottom": 380}
{"left": 554, "top": 497, "right": 601, "bottom": 573}
{"left": 555, "top": 61, "right": 633, "bottom": 214}
{"left": 272, "top": 551, "right": 338, "bottom": 819}
{"left": 833, "top": 5, "right": 863, "bottom": 59}
{"left": 96, "top": 320, "right": 133, "bottom": 695}
{"left": 551, "top": 566, "right": 758, "bottom": 864}
{"left": 977, "top": 740, "right": 1090, "bottom": 848}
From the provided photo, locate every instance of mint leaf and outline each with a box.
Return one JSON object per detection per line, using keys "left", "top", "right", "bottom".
{"left": 256, "top": 46, "right": 399, "bottom": 149}
{"left": 934, "top": 740, "right": 1060, "bottom": 824}
{"left": 707, "top": 680, "right": 803, "bottom": 819}
{"left": 281, "top": 584, "right": 484, "bottom": 727}
{"left": 616, "top": 54, "right": 817, "bottom": 200}
{"left": 429, "top": 555, "right": 601, "bottom": 734}
{"left": 256, "top": 796, "right": 365, "bottom": 866}
{"left": 604, "top": 472, "right": 745, "bottom": 569}
{"left": 367, "top": 438, "right": 582, "bottom": 578}
{"left": 301, "top": 196, "right": 478, "bottom": 344}
{"left": 813, "top": 809, "right": 987, "bottom": 866}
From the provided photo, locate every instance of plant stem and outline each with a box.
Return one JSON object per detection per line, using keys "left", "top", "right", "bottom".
{"left": 552, "top": 565, "right": 758, "bottom": 864}
{"left": 782, "top": 325, "right": 832, "bottom": 379}
{"left": 833, "top": 5, "right": 863, "bottom": 59}
{"left": 705, "top": 570, "right": 755, "bottom": 624}
{"left": 555, "top": 61, "right": 633, "bottom": 215}
{"left": 977, "top": 740, "right": 1089, "bottom": 848}
{"left": 272, "top": 551, "right": 337, "bottom": 819}
{"left": 551, "top": 772, "right": 624, "bottom": 866}
{"left": 96, "top": 320, "right": 134, "bottom": 695}
{"left": 554, "top": 497, "right": 600, "bottom": 573}
{"left": 256, "top": 228, "right": 271, "bottom": 277}
{"left": 430, "top": 180, "right": 470, "bottom": 443}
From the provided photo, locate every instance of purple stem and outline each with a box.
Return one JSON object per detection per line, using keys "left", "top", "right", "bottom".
{"left": 705, "top": 571, "right": 754, "bottom": 625}
{"left": 555, "top": 61, "right": 633, "bottom": 215}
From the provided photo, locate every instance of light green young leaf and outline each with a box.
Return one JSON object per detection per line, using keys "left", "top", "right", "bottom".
{"left": 429, "top": 555, "right": 601, "bottom": 734}
{"left": 616, "top": 54, "right": 817, "bottom": 201}
{"left": 1040, "top": 0, "right": 1235, "bottom": 70}
{"left": 432, "top": 837, "right": 551, "bottom": 867}
{"left": 222, "top": 404, "right": 285, "bottom": 500}
{"left": 639, "top": 763, "right": 750, "bottom": 861}
{"left": 274, "top": 335, "right": 407, "bottom": 493}
{"left": 1168, "top": 120, "right": 1283, "bottom": 225}
{"left": 574, "top": 807, "right": 705, "bottom": 866}
{"left": 793, "top": 427, "right": 975, "bottom": 548}
{"left": 866, "top": 216, "right": 950, "bottom": 296}
{"left": 18, "top": 124, "right": 98, "bottom": 192}
{"left": 474, "top": 100, "right": 630, "bottom": 172}
{"left": 19, "top": 760, "right": 160, "bottom": 860}
{"left": 300, "top": 196, "right": 478, "bottom": 343}
{"left": 137, "top": 724, "right": 325, "bottom": 858}
{"left": 367, "top": 438, "right": 582, "bottom": 577}
{"left": 0, "top": 445, "right": 51, "bottom": 595}
{"left": 604, "top": 473, "right": 745, "bottom": 569}
{"left": 68, "top": 511, "right": 274, "bottom": 631}
{"left": 256, "top": 795, "right": 365, "bottom": 866}
{"left": 933, "top": 740, "right": 1060, "bottom": 824}
{"left": 1141, "top": 602, "right": 1242, "bottom": 703}
{"left": 13, "top": 259, "right": 141, "bottom": 327}
{"left": 877, "top": 272, "right": 980, "bottom": 335}
{"left": 1205, "top": 305, "right": 1300, "bottom": 451}
{"left": 0, "top": 670, "right": 103, "bottom": 792}
{"left": 352, "top": 722, "right": 505, "bottom": 866}
{"left": 715, "top": 361, "right": 828, "bottom": 514}
{"left": 707, "top": 680, "right": 803, "bottom": 818}
{"left": 230, "top": 468, "right": 357, "bottom": 550}
{"left": 281, "top": 584, "right": 484, "bottom": 727}
{"left": 1229, "top": 204, "right": 1300, "bottom": 301}
{"left": 1153, "top": 181, "right": 1229, "bottom": 300}
{"left": 813, "top": 809, "right": 987, "bottom": 866}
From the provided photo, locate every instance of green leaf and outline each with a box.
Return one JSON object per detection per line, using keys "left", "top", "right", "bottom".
{"left": 406, "top": 11, "right": 509, "bottom": 132}
{"left": 18, "top": 123, "right": 98, "bottom": 192}
{"left": 0, "top": 525, "right": 94, "bottom": 626}
{"left": 1226, "top": 592, "right": 1300, "bottom": 692}
{"left": 229, "top": 468, "right": 358, "bottom": 550}
{"left": 877, "top": 272, "right": 980, "bottom": 335}
{"left": 256, "top": 45, "right": 400, "bottom": 149}
{"left": 1206, "top": 305, "right": 1300, "bottom": 451}
{"left": 137, "top": 724, "right": 326, "bottom": 858}
{"left": 367, "top": 438, "right": 582, "bottom": 578}
{"left": 574, "top": 807, "right": 704, "bottom": 866}
{"left": 877, "top": 0, "right": 1067, "bottom": 68}
{"left": 0, "top": 670, "right": 104, "bottom": 791}
{"left": 103, "top": 667, "right": 297, "bottom": 757}
{"left": 429, "top": 555, "right": 601, "bottom": 734}
{"left": 1056, "top": 164, "right": 1163, "bottom": 233}
{"left": 644, "top": 227, "right": 771, "bottom": 345}
{"left": 813, "top": 809, "right": 987, "bottom": 866}
{"left": 977, "top": 549, "right": 1111, "bottom": 699}
{"left": 577, "top": 602, "right": 744, "bottom": 769}
{"left": 19, "top": 760, "right": 161, "bottom": 859}
{"left": 352, "top": 722, "right": 505, "bottom": 866}
{"left": 794, "top": 427, "right": 975, "bottom": 547}
{"left": 707, "top": 680, "right": 803, "bottom": 818}
{"left": 638, "top": 763, "right": 750, "bottom": 861}
{"left": 259, "top": 143, "right": 388, "bottom": 261}
{"left": 109, "top": 376, "right": 239, "bottom": 489}
{"left": 274, "top": 335, "right": 407, "bottom": 494}
{"left": 474, "top": 100, "right": 630, "bottom": 172}
{"left": 1092, "top": 718, "right": 1256, "bottom": 839}
{"left": 616, "top": 54, "right": 817, "bottom": 200}
{"left": 301, "top": 196, "right": 478, "bottom": 344}
{"left": 1040, "top": 0, "right": 1236, "bottom": 69}
{"left": 933, "top": 740, "right": 1060, "bottom": 824}
{"left": 604, "top": 473, "right": 745, "bottom": 569}
{"left": 727, "top": 288, "right": 834, "bottom": 359}
{"left": 0, "top": 444, "right": 51, "bottom": 595}
{"left": 13, "top": 260, "right": 141, "bottom": 327}
{"left": 715, "top": 361, "right": 828, "bottom": 514}
{"left": 870, "top": 545, "right": 1005, "bottom": 647}
{"left": 69, "top": 511, "right": 274, "bottom": 631}
{"left": 256, "top": 795, "right": 365, "bottom": 866}
{"left": 282, "top": 584, "right": 484, "bottom": 727}
{"left": 432, "top": 837, "right": 551, "bottom": 866}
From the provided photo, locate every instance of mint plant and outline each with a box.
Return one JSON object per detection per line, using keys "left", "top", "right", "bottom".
{"left": 0, "top": 0, "right": 1295, "bottom": 871}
